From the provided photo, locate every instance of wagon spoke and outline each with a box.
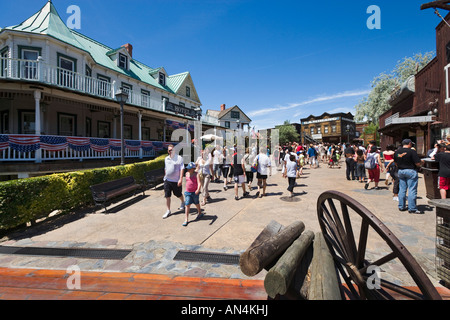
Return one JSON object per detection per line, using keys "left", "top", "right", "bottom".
{"left": 320, "top": 203, "right": 350, "bottom": 261}
{"left": 356, "top": 219, "right": 369, "bottom": 269}
{"left": 340, "top": 202, "right": 357, "bottom": 264}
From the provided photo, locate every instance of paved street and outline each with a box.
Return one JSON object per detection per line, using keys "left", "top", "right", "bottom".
{"left": 0, "top": 159, "right": 447, "bottom": 292}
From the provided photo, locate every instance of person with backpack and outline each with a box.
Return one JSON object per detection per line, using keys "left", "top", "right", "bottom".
{"left": 364, "top": 145, "right": 384, "bottom": 190}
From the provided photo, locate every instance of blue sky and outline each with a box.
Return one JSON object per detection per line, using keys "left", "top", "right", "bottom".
{"left": 0, "top": 0, "right": 441, "bottom": 129}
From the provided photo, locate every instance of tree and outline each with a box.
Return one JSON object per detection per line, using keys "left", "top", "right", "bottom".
{"left": 277, "top": 120, "right": 300, "bottom": 145}
{"left": 355, "top": 52, "right": 434, "bottom": 124}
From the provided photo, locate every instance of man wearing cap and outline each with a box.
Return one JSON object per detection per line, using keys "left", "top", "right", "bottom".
{"left": 394, "top": 139, "right": 424, "bottom": 214}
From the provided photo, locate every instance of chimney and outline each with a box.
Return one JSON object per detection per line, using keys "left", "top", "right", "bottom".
{"left": 121, "top": 43, "right": 133, "bottom": 58}
{"left": 220, "top": 104, "right": 226, "bottom": 111}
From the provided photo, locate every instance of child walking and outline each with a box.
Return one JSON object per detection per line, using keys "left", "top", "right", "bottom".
{"left": 285, "top": 154, "right": 299, "bottom": 197}
{"left": 183, "top": 162, "right": 203, "bottom": 227}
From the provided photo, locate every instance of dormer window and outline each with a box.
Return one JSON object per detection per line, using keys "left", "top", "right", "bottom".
{"left": 118, "top": 53, "right": 128, "bottom": 69}
{"left": 159, "top": 72, "right": 166, "bottom": 86}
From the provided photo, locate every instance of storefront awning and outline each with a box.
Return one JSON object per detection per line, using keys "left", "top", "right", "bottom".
{"left": 389, "top": 115, "right": 435, "bottom": 125}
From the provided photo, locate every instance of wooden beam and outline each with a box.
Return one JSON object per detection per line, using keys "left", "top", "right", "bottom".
{"left": 421, "top": 1, "right": 450, "bottom": 11}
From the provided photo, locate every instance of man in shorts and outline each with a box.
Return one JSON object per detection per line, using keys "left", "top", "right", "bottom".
{"left": 256, "top": 147, "right": 272, "bottom": 198}
{"left": 232, "top": 146, "right": 249, "bottom": 200}
{"left": 163, "top": 144, "right": 185, "bottom": 219}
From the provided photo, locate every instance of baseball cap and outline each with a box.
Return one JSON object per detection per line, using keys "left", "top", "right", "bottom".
{"left": 402, "top": 139, "right": 413, "bottom": 145}
{"left": 186, "top": 162, "right": 196, "bottom": 170}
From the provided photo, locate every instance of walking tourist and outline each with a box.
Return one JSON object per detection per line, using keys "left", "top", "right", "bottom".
{"left": 182, "top": 162, "right": 203, "bottom": 227}
{"left": 256, "top": 147, "right": 272, "bottom": 198}
{"left": 212, "top": 146, "right": 222, "bottom": 182}
{"left": 364, "top": 145, "right": 383, "bottom": 190}
{"left": 394, "top": 139, "right": 424, "bottom": 214}
{"left": 232, "top": 146, "right": 248, "bottom": 200}
{"left": 432, "top": 143, "right": 450, "bottom": 199}
{"left": 221, "top": 147, "right": 232, "bottom": 191}
{"left": 355, "top": 149, "right": 366, "bottom": 183}
{"left": 307, "top": 144, "right": 317, "bottom": 169}
{"left": 284, "top": 153, "right": 299, "bottom": 198}
{"left": 344, "top": 143, "right": 356, "bottom": 180}
{"left": 383, "top": 145, "right": 396, "bottom": 185}
{"left": 196, "top": 148, "right": 213, "bottom": 206}
{"left": 163, "top": 144, "right": 185, "bottom": 219}
{"left": 244, "top": 147, "right": 256, "bottom": 191}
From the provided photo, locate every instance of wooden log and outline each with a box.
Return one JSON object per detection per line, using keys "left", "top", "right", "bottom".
{"left": 308, "top": 232, "right": 342, "bottom": 300}
{"left": 264, "top": 230, "right": 315, "bottom": 299}
{"left": 240, "top": 221, "right": 305, "bottom": 277}
{"left": 248, "top": 220, "right": 284, "bottom": 249}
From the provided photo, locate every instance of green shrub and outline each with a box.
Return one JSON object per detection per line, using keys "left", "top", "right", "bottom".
{"left": 0, "top": 155, "right": 166, "bottom": 231}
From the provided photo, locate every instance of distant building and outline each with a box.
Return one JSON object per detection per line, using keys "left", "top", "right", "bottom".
{"left": 300, "top": 112, "right": 356, "bottom": 144}
{"left": 206, "top": 104, "right": 252, "bottom": 132}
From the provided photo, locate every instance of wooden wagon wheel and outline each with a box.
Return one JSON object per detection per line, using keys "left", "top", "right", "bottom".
{"left": 317, "top": 191, "right": 442, "bottom": 300}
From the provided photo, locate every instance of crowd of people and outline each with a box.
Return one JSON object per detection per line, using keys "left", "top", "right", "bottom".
{"left": 162, "top": 135, "right": 450, "bottom": 226}
{"left": 162, "top": 144, "right": 272, "bottom": 227}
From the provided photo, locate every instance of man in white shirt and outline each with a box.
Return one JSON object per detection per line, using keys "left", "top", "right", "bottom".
{"left": 163, "top": 144, "right": 185, "bottom": 219}
{"left": 256, "top": 147, "right": 272, "bottom": 198}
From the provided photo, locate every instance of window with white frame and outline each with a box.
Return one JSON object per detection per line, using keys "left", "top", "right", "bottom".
{"left": 445, "top": 63, "right": 450, "bottom": 104}
{"left": 118, "top": 53, "right": 128, "bottom": 69}
{"left": 159, "top": 72, "right": 166, "bottom": 86}
{"left": 141, "top": 90, "right": 150, "bottom": 107}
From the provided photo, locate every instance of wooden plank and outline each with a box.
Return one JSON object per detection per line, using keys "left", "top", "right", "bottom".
{"left": 0, "top": 267, "right": 266, "bottom": 300}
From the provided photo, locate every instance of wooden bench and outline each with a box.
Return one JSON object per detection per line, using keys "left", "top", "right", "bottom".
{"left": 144, "top": 168, "right": 165, "bottom": 189}
{"left": 90, "top": 176, "right": 144, "bottom": 212}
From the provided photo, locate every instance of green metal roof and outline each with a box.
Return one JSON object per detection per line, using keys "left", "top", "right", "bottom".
{"left": 1, "top": 1, "right": 201, "bottom": 104}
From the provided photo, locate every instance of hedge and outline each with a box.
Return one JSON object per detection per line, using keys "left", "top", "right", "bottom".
{"left": 0, "top": 155, "right": 166, "bottom": 231}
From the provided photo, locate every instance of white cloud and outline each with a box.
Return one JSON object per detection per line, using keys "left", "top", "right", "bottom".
{"left": 248, "top": 89, "right": 370, "bottom": 118}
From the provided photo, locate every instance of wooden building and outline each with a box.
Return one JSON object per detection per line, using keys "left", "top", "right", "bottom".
{"left": 300, "top": 112, "right": 356, "bottom": 145}
{"left": 379, "top": 10, "right": 450, "bottom": 156}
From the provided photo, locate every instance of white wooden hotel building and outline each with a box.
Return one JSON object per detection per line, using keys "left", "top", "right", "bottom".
{"left": 0, "top": 1, "right": 221, "bottom": 178}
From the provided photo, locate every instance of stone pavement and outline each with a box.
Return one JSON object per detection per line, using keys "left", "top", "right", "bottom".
{"left": 0, "top": 159, "right": 447, "bottom": 291}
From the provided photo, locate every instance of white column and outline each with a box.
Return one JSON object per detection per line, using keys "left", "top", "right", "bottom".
{"left": 138, "top": 111, "right": 143, "bottom": 159}
{"left": 34, "top": 90, "right": 42, "bottom": 163}
{"left": 34, "top": 90, "right": 41, "bottom": 135}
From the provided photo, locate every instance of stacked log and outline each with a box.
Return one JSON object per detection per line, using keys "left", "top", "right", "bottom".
{"left": 239, "top": 221, "right": 342, "bottom": 300}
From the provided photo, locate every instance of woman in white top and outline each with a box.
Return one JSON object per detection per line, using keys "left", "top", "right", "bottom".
{"left": 196, "top": 148, "right": 213, "bottom": 206}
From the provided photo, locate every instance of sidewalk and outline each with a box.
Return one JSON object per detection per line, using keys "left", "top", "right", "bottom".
{"left": 0, "top": 160, "right": 447, "bottom": 292}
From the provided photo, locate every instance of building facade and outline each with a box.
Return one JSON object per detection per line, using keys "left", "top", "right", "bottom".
{"left": 206, "top": 104, "right": 251, "bottom": 131}
{"left": 379, "top": 11, "right": 450, "bottom": 156}
{"left": 0, "top": 1, "right": 221, "bottom": 178}
{"left": 300, "top": 112, "right": 356, "bottom": 145}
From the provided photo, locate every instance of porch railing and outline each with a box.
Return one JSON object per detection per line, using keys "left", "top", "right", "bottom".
{"left": 0, "top": 57, "right": 180, "bottom": 114}
{"left": 0, "top": 134, "right": 171, "bottom": 163}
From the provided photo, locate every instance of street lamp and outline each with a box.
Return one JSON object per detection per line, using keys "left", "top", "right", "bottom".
{"left": 115, "top": 89, "right": 129, "bottom": 166}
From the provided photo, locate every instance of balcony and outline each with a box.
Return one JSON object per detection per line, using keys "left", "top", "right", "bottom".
{"left": 0, "top": 134, "right": 169, "bottom": 163}
{"left": 0, "top": 57, "right": 202, "bottom": 117}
